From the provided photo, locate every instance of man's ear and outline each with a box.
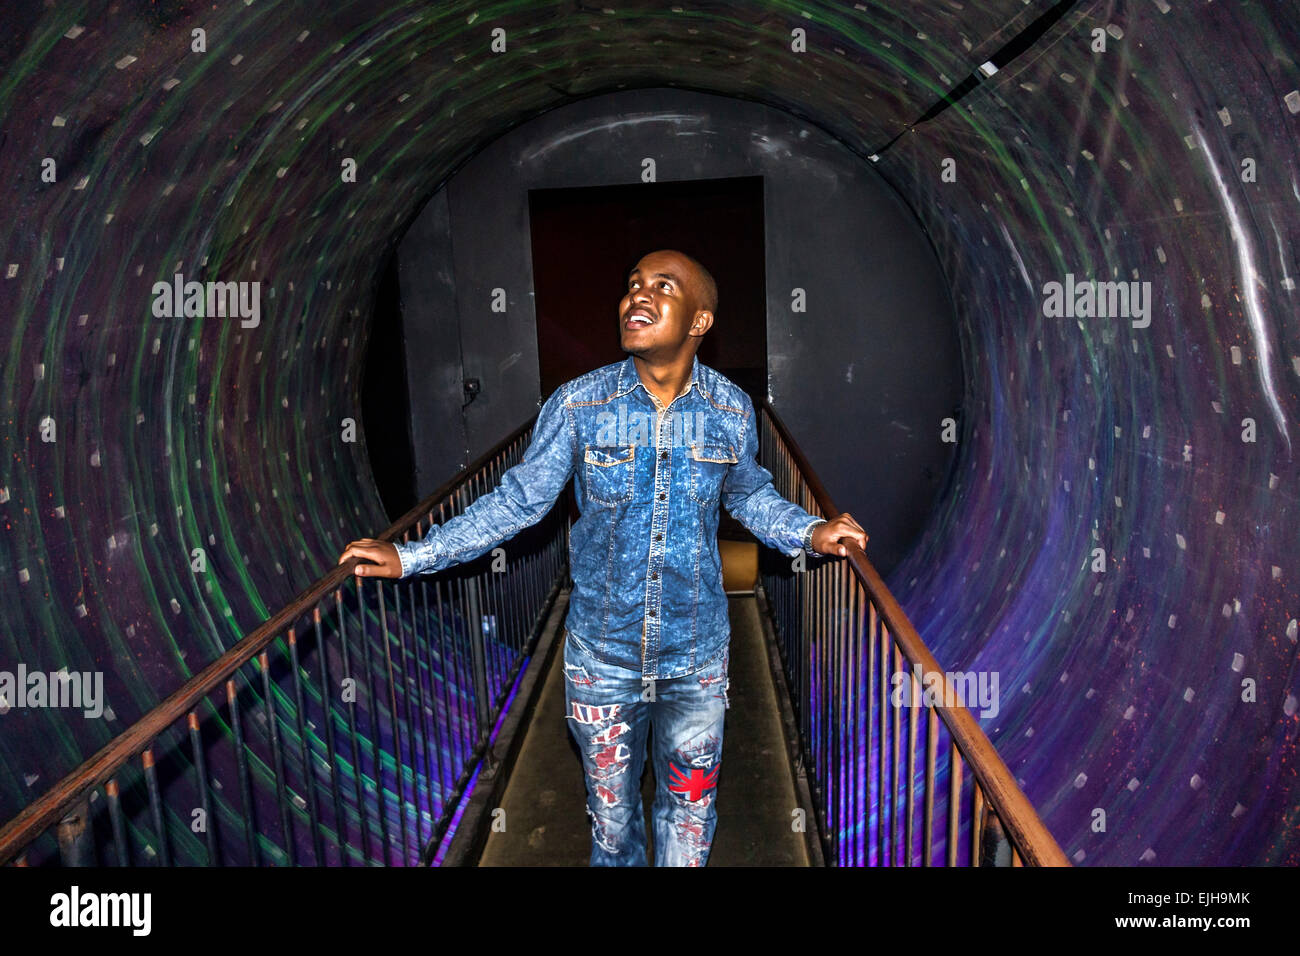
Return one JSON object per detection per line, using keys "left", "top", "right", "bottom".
{"left": 690, "top": 310, "right": 714, "bottom": 337}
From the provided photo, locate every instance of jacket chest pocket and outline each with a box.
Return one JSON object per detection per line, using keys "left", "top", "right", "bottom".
{"left": 688, "top": 442, "right": 737, "bottom": 504}
{"left": 584, "top": 444, "right": 636, "bottom": 506}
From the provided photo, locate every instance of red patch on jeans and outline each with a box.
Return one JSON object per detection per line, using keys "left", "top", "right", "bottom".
{"left": 593, "top": 743, "right": 630, "bottom": 771}
{"left": 667, "top": 762, "right": 720, "bottom": 802}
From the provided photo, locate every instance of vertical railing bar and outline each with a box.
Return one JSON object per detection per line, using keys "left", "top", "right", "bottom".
{"left": 141, "top": 746, "right": 169, "bottom": 867}
{"left": 420, "top": 541, "right": 451, "bottom": 819}
{"left": 259, "top": 649, "right": 296, "bottom": 866}
{"left": 891, "top": 640, "right": 902, "bottom": 866}
{"left": 835, "top": 556, "right": 846, "bottom": 866}
{"left": 313, "top": 606, "right": 347, "bottom": 864}
{"left": 972, "top": 780, "right": 985, "bottom": 868}
{"left": 357, "top": 576, "right": 392, "bottom": 863}
{"left": 879, "top": 622, "right": 890, "bottom": 866}
{"left": 226, "top": 676, "right": 259, "bottom": 865}
{"left": 947, "top": 742, "right": 962, "bottom": 867}
{"left": 335, "top": 588, "right": 369, "bottom": 865}
{"left": 452, "top": 511, "right": 477, "bottom": 770}
{"left": 375, "top": 581, "right": 411, "bottom": 865}
{"left": 105, "top": 779, "right": 128, "bottom": 866}
{"left": 867, "top": 600, "right": 877, "bottom": 867}
{"left": 288, "top": 626, "right": 325, "bottom": 865}
{"left": 187, "top": 711, "right": 219, "bottom": 865}
{"left": 481, "top": 466, "right": 502, "bottom": 706}
{"left": 389, "top": 566, "right": 423, "bottom": 861}
{"left": 923, "top": 706, "right": 937, "bottom": 867}
{"left": 854, "top": 581, "right": 865, "bottom": 867}
{"left": 906, "top": 666, "right": 919, "bottom": 867}
{"left": 433, "top": 573, "right": 467, "bottom": 778}
{"left": 407, "top": 526, "right": 437, "bottom": 849}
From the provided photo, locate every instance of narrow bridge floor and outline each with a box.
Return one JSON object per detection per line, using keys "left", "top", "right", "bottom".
{"left": 476, "top": 591, "right": 810, "bottom": 866}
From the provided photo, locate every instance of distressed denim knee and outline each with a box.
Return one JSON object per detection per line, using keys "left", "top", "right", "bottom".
{"left": 650, "top": 647, "right": 729, "bottom": 867}
{"left": 563, "top": 633, "right": 651, "bottom": 865}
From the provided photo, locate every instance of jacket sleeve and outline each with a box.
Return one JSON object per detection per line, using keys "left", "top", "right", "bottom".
{"left": 720, "top": 394, "right": 825, "bottom": 557}
{"left": 393, "top": 382, "right": 576, "bottom": 578}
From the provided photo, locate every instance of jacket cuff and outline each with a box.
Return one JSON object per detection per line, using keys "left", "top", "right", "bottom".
{"left": 394, "top": 542, "right": 414, "bottom": 579}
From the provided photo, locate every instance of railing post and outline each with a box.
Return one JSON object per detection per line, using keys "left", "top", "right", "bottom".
{"left": 979, "top": 807, "right": 1013, "bottom": 867}
{"left": 465, "top": 577, "right": 494, "bottom": 764}
{"left": 55, "top": 795, "right": 96, "bottom": 867}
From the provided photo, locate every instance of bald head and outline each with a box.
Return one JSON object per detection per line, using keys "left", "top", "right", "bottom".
{"left": 635, "top": 248, "right": 717, "bottom": 317}
{"left": 673, "top": 250, "right": 718, "bottom": 317}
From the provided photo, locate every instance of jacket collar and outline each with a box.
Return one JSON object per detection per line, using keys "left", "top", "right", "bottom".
{"left": 613, "top": 352, "right": 701, "bottom": 402}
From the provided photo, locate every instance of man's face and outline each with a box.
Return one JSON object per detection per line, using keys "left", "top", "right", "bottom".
{"left": 618, "top": 251, "right": 710, "bottom": 358}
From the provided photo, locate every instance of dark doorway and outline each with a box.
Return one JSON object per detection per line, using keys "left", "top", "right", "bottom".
{"left": 361, "top": 250, "right": 418, "bottom": 521}
{"left": 528, "top": 177, "right": 767, "bottom": 404}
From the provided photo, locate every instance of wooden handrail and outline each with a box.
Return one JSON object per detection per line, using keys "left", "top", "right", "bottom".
{"left": 760, "top": 398, "right": 1069, "bottom": 867}
{"left": 0, "top": 414, "right": 539, "bottom": 866}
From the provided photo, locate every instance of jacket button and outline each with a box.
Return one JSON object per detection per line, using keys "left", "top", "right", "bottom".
{"left": 660, "top": 451, "right": 668, "bottom": 460}
{"left": 651, "top": 571, "right": 658, "bottom": 579}
{"left": 657, "top": 492, "right": 665, "bottom": 500}
{"left": 655, "top": 533, "right": 662, "bottom": 541}
{"left": 648, "top": 608, "right": 656, "bottom": 616}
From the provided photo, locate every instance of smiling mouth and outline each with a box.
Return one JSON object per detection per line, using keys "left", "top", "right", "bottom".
{"left": 624, "top": 310, "right": 655, "bottom": 328}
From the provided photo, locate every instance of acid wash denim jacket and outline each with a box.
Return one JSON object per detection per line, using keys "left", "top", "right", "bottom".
{"left": 394, "top": 353, "right": 827, "bottom": 680}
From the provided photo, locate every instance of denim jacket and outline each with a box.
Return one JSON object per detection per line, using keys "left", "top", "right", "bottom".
{"left": 394, "top": 353, "right": 826, "bottom": 680}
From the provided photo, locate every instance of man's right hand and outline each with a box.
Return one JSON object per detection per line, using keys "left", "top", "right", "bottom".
{"left": 337, "top": 538, "right": 403, "bottom": 578}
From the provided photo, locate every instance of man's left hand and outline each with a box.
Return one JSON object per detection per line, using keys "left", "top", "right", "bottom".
{"left": 811, "top": 513, "right": 868, "bottom": 557}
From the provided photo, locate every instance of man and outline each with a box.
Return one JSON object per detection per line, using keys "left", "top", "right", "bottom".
{"left": 338, "top": 249, "right": 867, "bottom": 866}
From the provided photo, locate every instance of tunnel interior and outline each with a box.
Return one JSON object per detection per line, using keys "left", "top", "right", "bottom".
{"left": 2, "top": 1, "right": 1298, "bottom": 866}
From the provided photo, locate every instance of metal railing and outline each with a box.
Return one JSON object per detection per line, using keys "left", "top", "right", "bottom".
{"left": 756, "top": 400, "right": 1069, "bottom": 867}
{"left": 0, "top": 414, "right": 569, "bottom": 867}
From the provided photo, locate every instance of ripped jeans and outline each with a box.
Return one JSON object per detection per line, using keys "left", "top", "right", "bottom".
{"left": 562, "top": 629, "right": 730, "bottom": 867}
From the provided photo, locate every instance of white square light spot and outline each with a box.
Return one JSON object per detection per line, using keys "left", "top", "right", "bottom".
{"left": 115, "top": 54, "right": 137, "bottom": 69}
{"left": 1285, "top": 91, "right": 1300, "bottom": 114}
{"left": 1183, "top": 687, "right": 1195, "bottom": 703}
{"left": 978, "top": 60, "right": 998, "bottom": 77}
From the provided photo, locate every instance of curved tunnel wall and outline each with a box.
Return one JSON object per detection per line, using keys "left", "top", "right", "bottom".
{"left": 1, "top": 1, "right": 1298, "bottom": 865}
